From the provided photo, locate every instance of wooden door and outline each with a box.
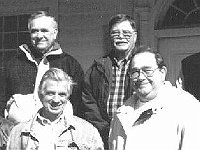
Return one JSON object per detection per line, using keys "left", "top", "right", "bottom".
{"left": 156, "top": 28, "right": 200, "bottom": 85}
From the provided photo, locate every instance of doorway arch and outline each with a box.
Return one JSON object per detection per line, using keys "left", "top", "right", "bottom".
{"left": 150, "top": 0, "right": 200, "bottom": 85}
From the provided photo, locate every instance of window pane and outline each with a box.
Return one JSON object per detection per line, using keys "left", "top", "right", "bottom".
{"left": 174, "top": 0, "right": 195, "bottom": 14}
{"left": 161, "top": 7, "right": 185, "bottom": 29}
{"left": 4, "top": 16, "right": 17, "bottom": 32}
{"left": 19, "top": 14, "right": 31, "bottom": 31}
{"left": 0, "top": 17, "right": 3, "bottom": 32}
{"left": 0, "top": 51, "right": 18, "bottom": 71}
{"left": 0, "top": 52, "right": 3, "bottom": 69}
{"left": 3, "top": 50, "right": 17, "bottom": 62}
{"left": 185, "top": 10, "right": 200, "bottom": 25}
{"left": 196, "top": 0, "right": 200, "bottom": 7}
{"left": 4, "top": 33, "right": 17, "bottom": 49}
{"left": 0, "top": 33, "right": 2, "bottom": 49}
{"left": 18, "top": 32, "right": 31, "bottom": 46}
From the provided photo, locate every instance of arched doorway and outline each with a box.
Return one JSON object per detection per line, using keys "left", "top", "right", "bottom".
{"left": 153, "top": 0, "right": 200, "bottom": 85}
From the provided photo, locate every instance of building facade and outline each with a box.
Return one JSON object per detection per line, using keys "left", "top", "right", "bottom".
{"left": 0, "top": 0, "right": 199, "bottom": 85}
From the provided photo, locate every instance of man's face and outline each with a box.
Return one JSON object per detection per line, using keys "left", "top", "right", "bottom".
{"left": 41, "top": 79, "right": 69, "bottom": 120}
{"left": 131, "top": 52, "right": 166, "bottom": 100}
{"left": 29, "top": 16, "right": 58, "bottom": 53}
{"left": 110, "top": 20, "right": 137, "bottom": 54}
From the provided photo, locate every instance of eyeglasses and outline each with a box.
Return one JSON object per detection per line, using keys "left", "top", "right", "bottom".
{"left": 130, "top": 67, "right": 159, "bottom": 79}
{"left": 110, "top": 30, "right": 135, "bottom": 39}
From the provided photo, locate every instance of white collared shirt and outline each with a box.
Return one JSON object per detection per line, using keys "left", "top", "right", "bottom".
{"left": 109, "top": 82, "right": 200, "bottom": 150}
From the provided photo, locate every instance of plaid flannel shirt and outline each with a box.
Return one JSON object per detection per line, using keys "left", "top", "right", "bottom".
{"left": 107, "top": 58, "right": 130, "bottom": 118}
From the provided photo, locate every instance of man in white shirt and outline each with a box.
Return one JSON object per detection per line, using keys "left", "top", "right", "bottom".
{"left": 109, "top": 46, "right": 200, "bottom": 150}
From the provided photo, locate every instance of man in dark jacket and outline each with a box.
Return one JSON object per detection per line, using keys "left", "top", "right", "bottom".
{"left": 83, "top": 14, "right": 137, "bottom": 149}
{"left": 0, "top": 11, "right": 84, "bottom": 119}
{"left": 177, "top": 52, "right": 200, "bottom": 101}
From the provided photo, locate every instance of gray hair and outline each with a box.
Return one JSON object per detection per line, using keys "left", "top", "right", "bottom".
{"left": 28, "top": 11, "right": 58, "bottom": 30}
{"left": 38, "top": 68, "right": 75, "bottom": 99}
{"left": 109, "top": 14, "right": 137, "bottom": 32}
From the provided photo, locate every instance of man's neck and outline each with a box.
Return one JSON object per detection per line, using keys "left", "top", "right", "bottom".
{"left": 114, "top": 49, "right": 132, "bottom": 61}
{"left": 134, "top": 92, "right": 158, "bottom": 110}
{"left": 134, "top": 98, "right": 148, "bottom": 110}
{"left": 40, "top": 109, "right": 61, "bottom": 123}
{"left": 29, "top": 45, "right": 43, "bottom": 58}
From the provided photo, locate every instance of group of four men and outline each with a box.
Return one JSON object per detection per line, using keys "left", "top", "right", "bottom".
{"left": 1, "top": 11, "right": 200, "bottom": 150}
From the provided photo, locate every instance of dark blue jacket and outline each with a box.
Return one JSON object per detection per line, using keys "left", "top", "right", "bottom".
{"left": 83, "top": 53, "right": 134, "bottom": 149}
{"left": 0, "top": 43, "right": 84, "bottom": 118}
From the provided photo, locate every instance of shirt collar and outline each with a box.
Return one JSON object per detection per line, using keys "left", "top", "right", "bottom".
{"left": 112, "top": 57, "right": 130, "bottom": 68}
{"left": 36, "top": 111, "right": 64, "bottom": 126}
{"left": 21, "top": 109, "right": 75, "bottom": 134}
{"left": 19, "top": 42, "right": 63, "bottom": 64}
{"left": 44, "top": 42, "right": 63, "bottom": 57}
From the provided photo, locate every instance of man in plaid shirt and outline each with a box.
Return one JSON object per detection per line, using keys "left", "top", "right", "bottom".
{"left": 83, "top": 14, "right": 138, "bottom": 149}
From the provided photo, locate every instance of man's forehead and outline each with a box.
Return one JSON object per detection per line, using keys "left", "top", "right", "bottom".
{"left": 33, "top": 16, "right": 52, "bottom": 22}
{"left": 132, "top": 52, "right": 157, "bottom": 67}
{"left": 30, "top": 16, "right": 57, "bottom": 29}
{"left": 44, "top": 80, "right": 67, "bottom": 85}
{"left": 42, "top": 80, "right": 67, "bottom": 89}
{"left": 111, "top": 20, "right": 133, "bottom": 30}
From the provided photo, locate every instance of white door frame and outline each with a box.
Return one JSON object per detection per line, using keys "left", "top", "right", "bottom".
{"left": 154, "top": 27, "right": 200, "bottom": 84}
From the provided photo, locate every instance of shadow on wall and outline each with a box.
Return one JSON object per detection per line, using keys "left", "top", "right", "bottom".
{"left": 102, "top": 25, "right": 112, "bottom": 55}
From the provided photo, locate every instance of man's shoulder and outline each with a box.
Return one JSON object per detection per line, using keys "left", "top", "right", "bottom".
{"left": 10, "top": 120, "right": 31, "bottom": 134}
{"left": 5, "top": 53, "right": 26, "bottom": 70}
{"left": 72, "top": 116, "right": 97, "bottom": 130}
{"left": 86, "top": 55, "right": 113, "bottom": 73}
{"left": 93, "top": 55, "right": 112, "bottom": 65}
{"left": 182, "top": 52, "right": 200, "bottom": 64}
{"left": 55, "top": 52, "right": 79, "bottom": 63}
{"left": 168, "top": 86, "right": 200, "bottom": 108}
{"left": 6, "top": 50, "right": 24, "bottom": 62}
{"left": 51, "top": 52, "right": 83, "bottom": 71}
{"left": 69, "top": 116, "right": 103, "bottom": 149}
{"left": 116, "top": 96, "right": 135, "bottom": 115}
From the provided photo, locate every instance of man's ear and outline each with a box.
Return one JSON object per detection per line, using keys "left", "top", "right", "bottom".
{"left": 160, "top": 66, "right": 167, "bottom": 80}
{"left": 54, "top": 29, "right": 58, "bottom": 39}
{"left": 38, "top": 93, "right": 43, "bottom": 102}
{"left": 133, "top": 32, "right": 137, "bottom": 43}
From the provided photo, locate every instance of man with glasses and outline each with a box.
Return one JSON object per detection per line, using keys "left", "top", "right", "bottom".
{"left": 109, "top": 46, "right": 200, "bottom": 150}
{"left": 82, "top": 14, "right": 137, "bottom": 149}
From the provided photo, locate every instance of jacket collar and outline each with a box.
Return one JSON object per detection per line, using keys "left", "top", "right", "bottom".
{"left": 93, "top": 50, "right": 134, "bottom": 81}
{"left": 19, "top": 42, "right": 63, "bottom": 64}
{"left": 116, "top": 82, "right": 172, "bottom": 131}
